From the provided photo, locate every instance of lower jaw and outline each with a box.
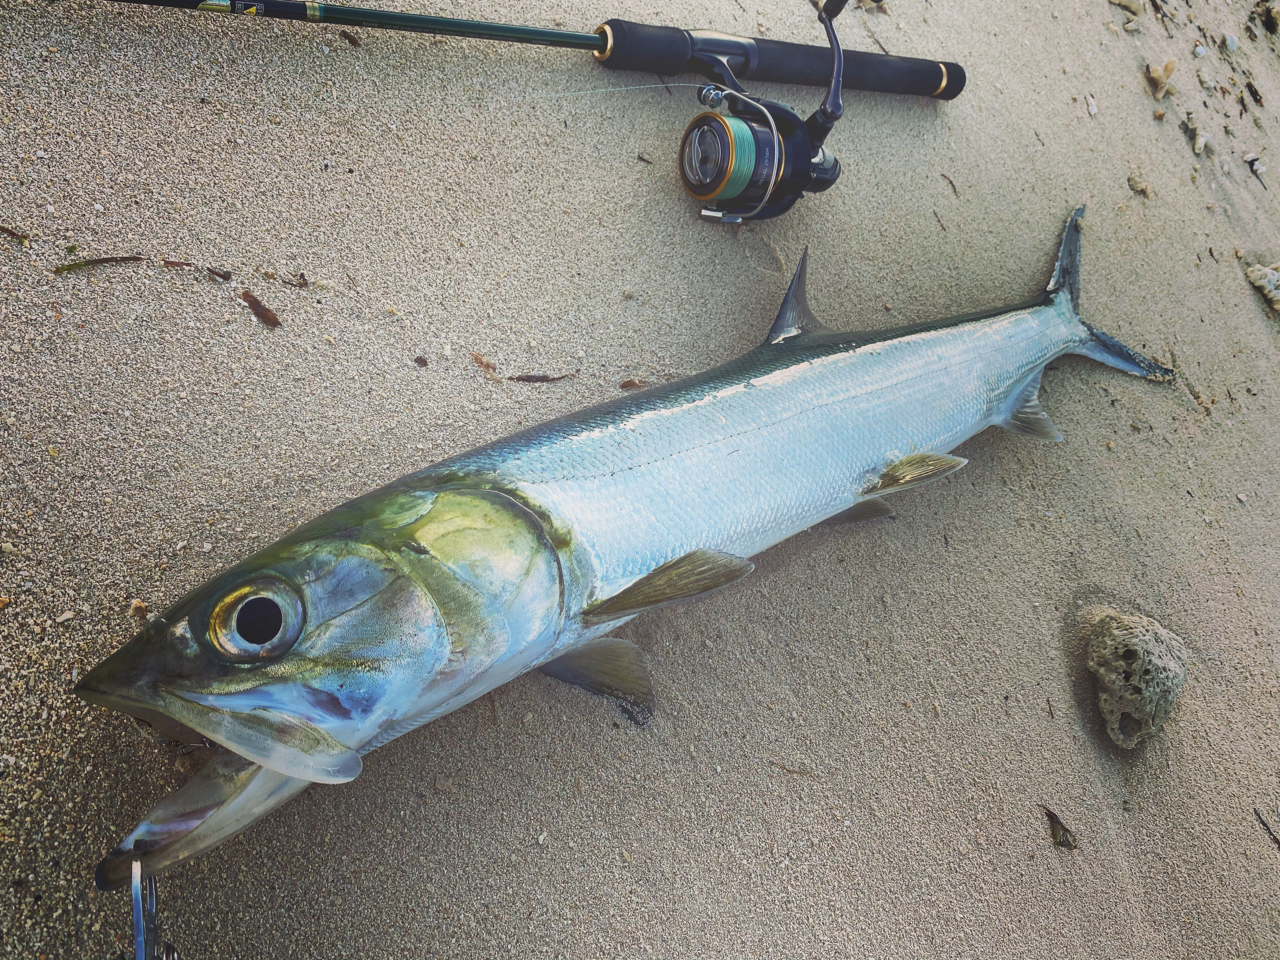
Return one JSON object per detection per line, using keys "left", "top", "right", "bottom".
{"left": 95, "top": 746, "right": 311, "bottom": 891}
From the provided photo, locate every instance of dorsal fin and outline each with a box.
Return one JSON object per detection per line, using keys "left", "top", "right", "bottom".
{"left": 766, "top": 248, "right": 829, "bottom": 344}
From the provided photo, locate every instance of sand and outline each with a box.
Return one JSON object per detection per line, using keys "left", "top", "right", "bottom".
{"left": 2, "top": 0, "right": 1278, "bottom": 955}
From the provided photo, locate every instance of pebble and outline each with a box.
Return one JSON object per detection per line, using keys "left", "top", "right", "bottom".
{"left": 1226, "top": 34, "right": 1239, "bottom": 51}
{"left": 1193, "top": 44, "right": 1207, "bottom": 57}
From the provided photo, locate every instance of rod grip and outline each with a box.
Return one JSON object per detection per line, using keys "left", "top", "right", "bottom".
{"left": 595, "top": 19, "right": 691, "bottom": 74}
{"left": 752, "top": 37, "right": 964, "bottom": 99}
{"left": 598, "top": 18, "right": 965, "bottom": 100}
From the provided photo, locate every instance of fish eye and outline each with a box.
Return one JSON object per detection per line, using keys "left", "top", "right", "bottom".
{"left": 208, "top": 578, "right": 304, "bottom": 661}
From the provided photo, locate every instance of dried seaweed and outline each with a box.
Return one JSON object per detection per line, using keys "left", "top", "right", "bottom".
{"left": 469, "top": 351, "right": 501, "bottom": 381}
{"left": 207, "top": 267, "right": 232, "bottom": 281}
{"left": 619, "top": 378, "right": 647, "bottom": 390}
{"left": 282, "top": 271, "right": 309, "bottom": 288}
{"left": 54, "top": 255, "right": 145, "bottom": 274}
{"left": 339, "top": 29, "right": 361, "bottom": 46}
{"left": 507, "top": 372, "right": 573, "bottom": 383}
{"left": 413, "top": 356, "right": 429, "bottom": 368}
{"left": 0, "top": 225, "right": 29, "bottom": 244}
{"left": 241, "top": 290, "right": 281, "bottom": 328}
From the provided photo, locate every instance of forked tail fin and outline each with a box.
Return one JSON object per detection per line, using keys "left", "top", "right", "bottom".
{"left": 1077, "top": 324, "right": 1175, "bottom": 381}
{"left": 1053, "top": 205, "right": 1175, "bottom": 382}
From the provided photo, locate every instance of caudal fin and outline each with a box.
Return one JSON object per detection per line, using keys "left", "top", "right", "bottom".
{"left": 1077, "top": 324, "right": 1175, "bottom": 381}
{"left": 1052, "top": 205, "right": 1175, "bottom": 382}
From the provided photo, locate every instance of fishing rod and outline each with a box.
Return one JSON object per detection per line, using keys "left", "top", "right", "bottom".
{"left": 101, "top": 0, "right": 967, "bottom": 223}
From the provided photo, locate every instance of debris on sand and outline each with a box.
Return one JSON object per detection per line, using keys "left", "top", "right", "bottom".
{"left": 1246, "top": 260, "right": 1280, "bottom": 309}
{"left": 1145, "top": 59, "right": 1177, "bottom": 100}
{"left": 1083, "top": 608, "right": 1188, "bottom": 749}
{"left": 1038, "top": 805, "right": 1079, "bottom": 850}
{"left": 1127, "top": 173, "right": 1155, "bottom": 199}
{"left": 469, "top": 351, "right": 501, "bottom": 381}
{"left": 240, "top": 290, "right": 281, "bottom": 328}
{"left": 507, "top": 373, "right": 574, "bottom": 383}
{"left": 53, "top": 255, "right": 145, "bottom": 275}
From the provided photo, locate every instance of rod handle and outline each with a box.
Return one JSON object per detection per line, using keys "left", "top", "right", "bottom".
{"left": 753, "top": 37, "right": 965, "bottom": 99}
{"left": 596, "top": 18, "right": 965, "bottom": 100}
{"left": 593, "top": 19, "right": 691, "bottom": 74}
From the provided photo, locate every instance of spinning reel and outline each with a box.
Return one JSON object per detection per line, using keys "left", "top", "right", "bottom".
{"left": 677, "top": 0, "right": 850, "bottom": 223}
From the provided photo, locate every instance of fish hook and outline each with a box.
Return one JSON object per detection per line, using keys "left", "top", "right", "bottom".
{"left": 131, "top": 843, "right": 179, "bottom": 960}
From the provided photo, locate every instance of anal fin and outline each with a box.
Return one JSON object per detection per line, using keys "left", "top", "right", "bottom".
{"left": 541, "top": 637, "right": 655, "bottom": 726}
{"left": 825, "top": 496, "right": 895, "bottom": 525}
{"left": 583, "top": 549, "right": 753, "bottom": 625}
{"left": 1001, "top": 370, "right": 1063, "bottom": 441}
{"left": 864, "top": 452, "right": 967, "bottom": 497}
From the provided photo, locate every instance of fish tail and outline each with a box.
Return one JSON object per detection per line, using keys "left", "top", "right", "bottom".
{"left": 1052, "top": 204, "right": 1175, "bottom": 382}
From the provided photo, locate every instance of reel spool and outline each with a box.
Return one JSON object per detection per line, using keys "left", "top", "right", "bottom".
{"left": 677, "top": 0, "right": 849, "bottom": 223}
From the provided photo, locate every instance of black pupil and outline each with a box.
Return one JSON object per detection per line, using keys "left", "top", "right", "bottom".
{"left": 236, "top": 596, "right": 283, "bottom": 645}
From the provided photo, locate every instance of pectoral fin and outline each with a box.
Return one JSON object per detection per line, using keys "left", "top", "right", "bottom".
{"left": 864, "top": 452, "right": 967, "bottom": 497}
{"left": 825, "top": 496, "right": 896, "bottom": 524}
{"left": 541, "top": 637, "right": 656, "bottom": 726}
{"left": 583, "top": 549, "right": 754, "bottom": 625}
{"left": 999, "top": 370, "right": 1063, "bottom": 441}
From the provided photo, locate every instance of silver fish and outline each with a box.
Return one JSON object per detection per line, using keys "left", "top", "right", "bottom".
{"left": 76, "top": 205, "right": 1170, "bottom": 889}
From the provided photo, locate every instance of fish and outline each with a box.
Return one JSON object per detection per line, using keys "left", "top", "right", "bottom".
{"left": 75, "top": 205, "right": 1171, "bottom": 890}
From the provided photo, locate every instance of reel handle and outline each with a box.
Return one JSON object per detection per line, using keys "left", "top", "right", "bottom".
{"left": 596, "top": 18, "right": 965, "bottom": 100}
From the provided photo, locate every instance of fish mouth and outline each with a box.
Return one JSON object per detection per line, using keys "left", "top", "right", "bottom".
{"left": 75, "top": 625, "right": 317, "bottom": 888}
{"left": 91, "top": 746, "right": 310, "bottom": 891}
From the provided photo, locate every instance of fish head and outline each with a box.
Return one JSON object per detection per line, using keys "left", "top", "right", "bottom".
{"left": 77, "top": 484, "right": 565, "bottom": 884}
{"left": 76, "top": 486, "right": 565, "bottom": 789}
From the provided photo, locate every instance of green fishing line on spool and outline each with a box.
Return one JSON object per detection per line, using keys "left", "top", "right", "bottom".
{"left": 718, "top": 115, "right": 756, "bottom": 201}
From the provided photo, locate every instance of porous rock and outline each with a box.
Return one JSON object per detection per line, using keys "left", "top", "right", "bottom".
{"left": 1084, "top": 609, "right": 1188, "bottom": 749}
{"left": 1246, "top": 261, "right": 1280, "bottom": 310}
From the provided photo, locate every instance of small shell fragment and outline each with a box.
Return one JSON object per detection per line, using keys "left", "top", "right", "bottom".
{"left": 129, "top": 599, "right": 148, "bottom": 618}
{"left": 1127, "top": 173, "right": 1155, "bottom": 199}
{"left": 1145, "top": 59, "right": 1177, "bottom": 99}
{"left": 1086, "top": 93, "right": 1098, "bottom": 116}
{"left": 1108, "top": 0, "right": 1142, "bottom": 14}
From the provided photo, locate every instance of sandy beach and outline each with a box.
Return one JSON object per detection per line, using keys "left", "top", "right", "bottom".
{"left": 2, "top": 0, "right": 1278, "bottom": 955}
